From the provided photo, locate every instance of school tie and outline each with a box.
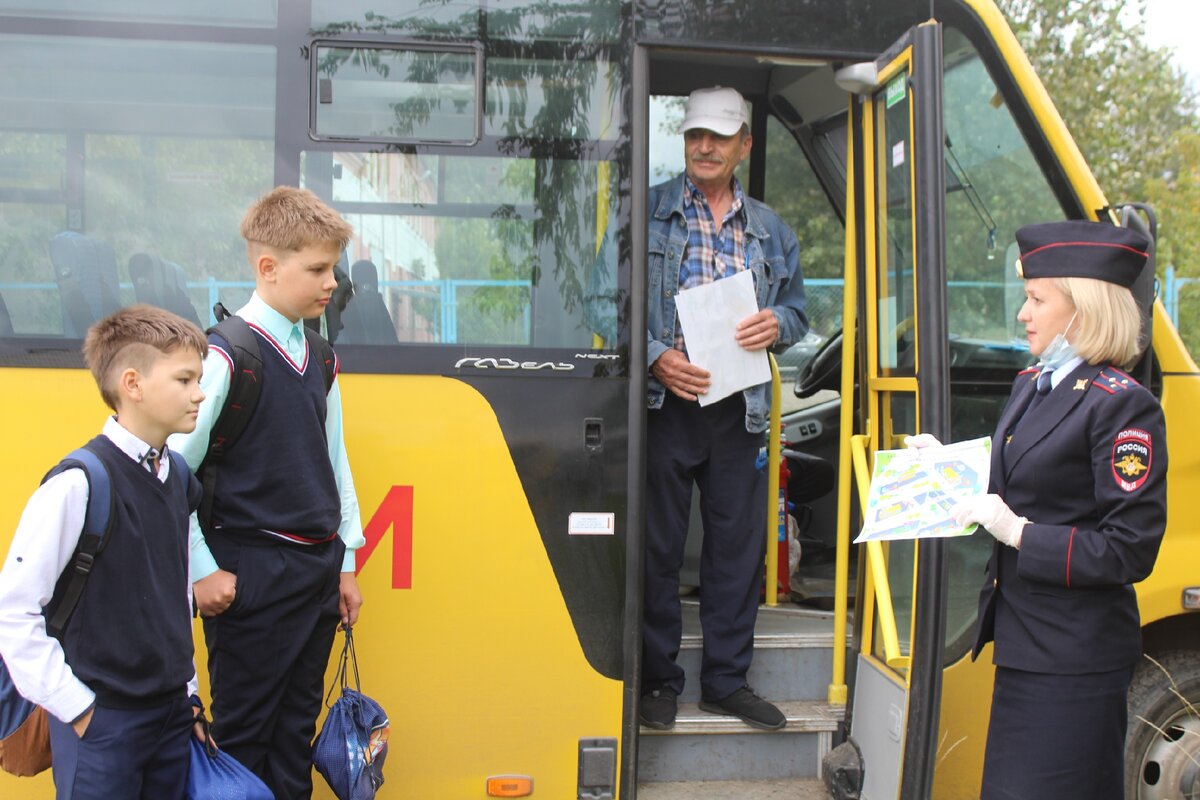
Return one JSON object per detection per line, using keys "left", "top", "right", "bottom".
{"left": 142, "top": 447, "right": 161, "bottom": 475}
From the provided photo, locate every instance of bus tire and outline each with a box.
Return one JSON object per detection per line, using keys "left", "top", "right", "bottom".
{"left": 1125, "top": 650, "right": 1200, "bottom": 800}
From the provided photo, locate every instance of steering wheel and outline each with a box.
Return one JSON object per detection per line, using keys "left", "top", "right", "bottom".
{"left": 795, "top": 330, "right": 842, "bottom": 398}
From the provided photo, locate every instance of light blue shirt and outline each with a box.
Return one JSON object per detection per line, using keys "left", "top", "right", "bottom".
{"left": 1044, "top": 354, "right": 1085, "bottom": 390}
{"left": 169, "top": 293, "right": 365, "bottom": 580}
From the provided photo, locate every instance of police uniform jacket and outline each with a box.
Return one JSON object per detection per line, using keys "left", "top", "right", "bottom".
{"left": 972, "top": 361, "right": 1167, "bottom": 674}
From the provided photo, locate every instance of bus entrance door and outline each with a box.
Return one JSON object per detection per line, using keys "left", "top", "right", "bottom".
{"left": 834, "top": 20, "right": 952, "bottom": 800}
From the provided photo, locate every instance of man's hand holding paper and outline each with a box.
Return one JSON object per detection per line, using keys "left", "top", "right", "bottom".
{"left": 673, "top": 270, "right": 772, "bottom": 406}
{"left": 652, "top": 349, "right": 712, "bottom": 402}
{"left": 734, "top": 307, "right": 779, "bottom": 351}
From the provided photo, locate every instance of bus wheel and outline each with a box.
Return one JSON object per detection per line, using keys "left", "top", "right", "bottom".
{"left": 1125, "top": 650, "right": 1200, "bottom": 799}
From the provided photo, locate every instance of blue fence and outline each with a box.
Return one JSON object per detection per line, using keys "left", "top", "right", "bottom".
{"left": 1162, "top": 266, "right": 1199, "bottom": 330}
{"left": 3, "top": 272, "right": 1197, "bottom": 348}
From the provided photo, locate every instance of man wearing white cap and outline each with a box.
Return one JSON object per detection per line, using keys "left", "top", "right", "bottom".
{"left": 641, "top": 86, "right": 807, "bottom": 731}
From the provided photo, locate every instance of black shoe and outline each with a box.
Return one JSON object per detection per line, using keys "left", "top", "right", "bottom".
{"left": 639, "top": 686, "right": 678, "bottom": 730}
{"left": 699, "top": 686, "right": 787, "bottom": 730}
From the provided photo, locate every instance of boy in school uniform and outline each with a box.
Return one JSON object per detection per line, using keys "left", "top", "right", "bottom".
{"left": 170, "top": 185, "right": 366, "bottom": 800}
{"left": 0, "top": 305, "right": 208, "bottom": 800}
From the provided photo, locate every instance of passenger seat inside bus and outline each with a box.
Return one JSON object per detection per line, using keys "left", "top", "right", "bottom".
{"left": 128, "top": 252, "right": 203, "bottom": 328}
{"left": 338, "top": 259, "right": 399, "bottom": 345}
{"left": 49, "top": 232, "right": 122, "bottom": 337}
{"left": 0, "top": 292, "right": 12, "bottom": 336}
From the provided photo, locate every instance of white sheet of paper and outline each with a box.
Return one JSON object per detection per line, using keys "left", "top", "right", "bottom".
{"left": 674, "top": 270, "right": 770, "bottom": 406}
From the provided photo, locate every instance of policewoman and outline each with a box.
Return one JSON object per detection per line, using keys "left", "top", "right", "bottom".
{"left": 954, "top": 220, "right": 1168, "bottom": 799}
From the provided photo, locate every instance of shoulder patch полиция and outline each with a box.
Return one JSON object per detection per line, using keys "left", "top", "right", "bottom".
{"left": 1112, "top": 428, "right": 1152, "bottom": 492}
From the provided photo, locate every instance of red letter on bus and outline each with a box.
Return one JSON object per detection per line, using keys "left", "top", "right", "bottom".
{"left": 356, "top": 486, "right": 413, "bottom": 589}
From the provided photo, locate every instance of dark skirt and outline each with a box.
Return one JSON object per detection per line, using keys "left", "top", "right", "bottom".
{"left": 981, "top": 665, "right": 1133, "bottom": 800}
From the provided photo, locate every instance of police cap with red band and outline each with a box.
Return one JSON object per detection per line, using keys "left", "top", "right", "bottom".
{"left": 1014, "top": 220, "right": 1150, "bottom": 288}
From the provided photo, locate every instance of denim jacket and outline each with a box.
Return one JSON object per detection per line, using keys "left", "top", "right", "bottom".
{"left": 647, "top": 174, "right": 808, "bottom": 433}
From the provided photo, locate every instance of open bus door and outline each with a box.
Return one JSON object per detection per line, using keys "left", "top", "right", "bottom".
{"left": 832, "top": 20, "right": 951, "bottom": 799}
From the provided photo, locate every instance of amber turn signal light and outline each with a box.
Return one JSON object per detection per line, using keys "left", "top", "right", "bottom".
{"left": 486, "top": 775, "right": 534, "bottom": 796}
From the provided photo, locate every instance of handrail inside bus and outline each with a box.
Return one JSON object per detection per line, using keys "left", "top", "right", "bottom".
{"left": 765, "top": 353, "right": 781, "bottom": 607}
{"left": 851, "top": 434, "right": 906, "bottom": 669}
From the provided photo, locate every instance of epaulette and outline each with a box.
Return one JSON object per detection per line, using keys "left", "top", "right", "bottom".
{"left": 1092, "top": 367, "right": 1139, "bottom": 395}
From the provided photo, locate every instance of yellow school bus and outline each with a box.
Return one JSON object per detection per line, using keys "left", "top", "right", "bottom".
{"left": 0, "top": 1, "right": 1196, "bottom": 797}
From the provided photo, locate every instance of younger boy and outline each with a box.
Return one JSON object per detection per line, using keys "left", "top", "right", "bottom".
{"left": 0, "top": 305, "right": 208, "bottom": 799}
{"left": 170, "top": 186, "right": 366, "bottom": 800}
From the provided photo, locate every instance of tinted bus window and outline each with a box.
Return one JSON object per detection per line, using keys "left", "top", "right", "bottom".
{"left": 0, "top": 33, "right": 275, "bottom": 336}
{"left": 0, "top": 0, "right": 277, "bottom": 26}
{"left": 312, "top": 44, "right": 481, "bottom": 144}
{"left": 304, "top": 51, "right": 622, "bottom": 349}
{"left": 305, "top": 151, "right": 618, "bottom": 348}
{"left": 311, "top": 0, "right": 623, "bottom": 43}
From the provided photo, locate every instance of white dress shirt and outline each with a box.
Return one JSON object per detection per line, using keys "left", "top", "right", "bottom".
{"left": 0, "top": 417, "right": 199, "bottom": 723}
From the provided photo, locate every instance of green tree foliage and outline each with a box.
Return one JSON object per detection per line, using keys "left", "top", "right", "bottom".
{"left": 999, "top": 0, "right": 1200, "bottom": 354}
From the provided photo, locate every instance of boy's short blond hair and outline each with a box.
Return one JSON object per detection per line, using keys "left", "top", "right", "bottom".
{"left": 83, "top": 305, "right": 208, "bottom": 411}
{"left": 1057, "top": 276, "right": 1145, "bottom": 368}
{"left": 240, "top": 186, "right": 353, "bottom": 253}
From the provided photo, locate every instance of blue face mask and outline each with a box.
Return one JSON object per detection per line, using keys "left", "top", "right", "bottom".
{"left": 1039, "top": 311, "right": 1078, "bottom": 371}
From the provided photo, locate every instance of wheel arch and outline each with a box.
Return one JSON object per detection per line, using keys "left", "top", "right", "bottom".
{"left": 1141, "top": 612, "right": 1200, "bottom": 658}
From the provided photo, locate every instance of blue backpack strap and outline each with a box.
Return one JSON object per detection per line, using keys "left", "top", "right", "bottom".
{"left": 44, "top": 446, "right": 112, "bottom": 638}
{"left": 167, "top": 449, "right": 202, "bottom": 515}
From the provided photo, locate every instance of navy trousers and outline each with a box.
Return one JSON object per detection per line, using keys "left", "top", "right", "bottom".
{"left": 643, "top": 392, "right": 766, "bottom": 701}
{"left": 981, "top": 665, "right": 1133, "bottom": 800}
{"left": 203, "top": 531, "right": 345, "bottom": 800}
{"left": 48, "top": 695, "right": 193, "bottom": 800}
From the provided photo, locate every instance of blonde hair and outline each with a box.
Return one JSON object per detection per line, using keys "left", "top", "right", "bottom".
{"left": 240, "top": 186, "right": 353, "bottom": 254}
{"left": 83, "top": 305, "right": 207, "bottom": 410}
{"left": 1057, "top": 276, "right": 1143, "bottom": 368}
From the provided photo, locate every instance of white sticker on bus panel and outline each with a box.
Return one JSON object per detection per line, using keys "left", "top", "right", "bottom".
{"left": 568, "top": 512, "right": 616, "bottom": 535}
{"left": 892, "top": 140, "right": 905, "bottom": 168}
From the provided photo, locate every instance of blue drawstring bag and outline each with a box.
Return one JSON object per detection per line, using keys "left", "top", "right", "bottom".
{"left": 312, "top": 626, "right": 389, "bottom": 800}
{"left": 186, "top": 719, "right": 272, "bottom": 800}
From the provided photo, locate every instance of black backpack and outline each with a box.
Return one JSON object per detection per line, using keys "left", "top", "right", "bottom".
{"left": 197, "top": 303, "right": 337, "bottom": 533}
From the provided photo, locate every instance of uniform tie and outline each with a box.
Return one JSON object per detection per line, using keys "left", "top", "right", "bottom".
{"left": 141, "top": 448, "right": 161, "bottom": 475}
{"left": 1010, "top": 370, "right": 1053, "bottom": 439}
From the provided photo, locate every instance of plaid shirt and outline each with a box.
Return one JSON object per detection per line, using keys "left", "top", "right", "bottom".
{"left": 674, "top": 175, "right": 748, "bottom": 351}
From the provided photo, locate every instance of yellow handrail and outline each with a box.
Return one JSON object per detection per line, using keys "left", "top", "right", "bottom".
{"left": 828, "top": 114, "right": 858, "bottom": 706}
{"left": 850, "top": 434, "right": 906, "bottom": 669}
{"left": 765, "top": 353, "right": 781, "bottom": 607}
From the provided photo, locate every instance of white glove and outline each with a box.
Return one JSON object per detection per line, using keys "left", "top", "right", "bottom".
{"left": 903, "top": 433, "right": 943, "bottom": 450}
{"left": 953, "top": 494, "right": 1028, "bottom": 548}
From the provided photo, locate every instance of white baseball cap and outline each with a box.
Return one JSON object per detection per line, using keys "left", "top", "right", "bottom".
{"left": 679, "top": 86, "right": 750, "bottom": 136}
